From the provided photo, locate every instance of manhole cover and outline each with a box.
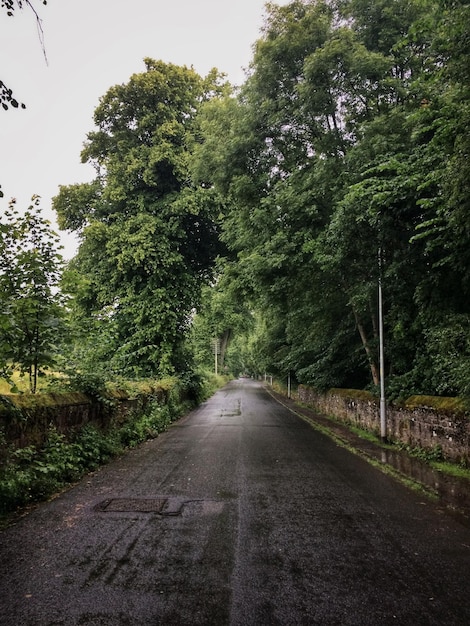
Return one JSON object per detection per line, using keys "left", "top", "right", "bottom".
{"left": 97, "top": 498, "right": 168, "bottom": 513}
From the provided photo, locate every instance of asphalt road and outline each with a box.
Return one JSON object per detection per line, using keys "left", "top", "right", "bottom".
{"left": 1, "top": 379, "right": 469, "bottom": 625}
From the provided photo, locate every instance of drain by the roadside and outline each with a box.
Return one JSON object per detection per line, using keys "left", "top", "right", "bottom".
{"left": 95, "top": 497, "right": 183, "bottom": 515}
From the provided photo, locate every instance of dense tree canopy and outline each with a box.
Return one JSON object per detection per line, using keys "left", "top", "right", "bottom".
{"left": 192, "top": 0, "right": 470, "bottom": 398}
{"left": 3, "top": 0, "right": 458, "bottom": 399}
{"left": 53, "top": 60, "right": 228, "bottom": 377}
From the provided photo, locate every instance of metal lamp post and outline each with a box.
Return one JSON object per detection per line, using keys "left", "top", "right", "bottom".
{"left": 212, "top": 338, "right": 220, "bottom": 376}
{"left": 378, "top": 249, "right": 386, "bottom": 441}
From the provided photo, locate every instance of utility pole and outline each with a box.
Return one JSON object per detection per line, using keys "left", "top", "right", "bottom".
{"left": 378, "top": 249, "right": 386, "bottom": 441}
{"left": 212, "top": 338, "right": 220, "bottom": 376}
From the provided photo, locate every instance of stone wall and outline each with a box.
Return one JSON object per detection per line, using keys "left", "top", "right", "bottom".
{"left": 0, "top": 391, "right": 147, "bottom": 450}
{"left": 296, "top": 385, "right": 470, "bottom": 465}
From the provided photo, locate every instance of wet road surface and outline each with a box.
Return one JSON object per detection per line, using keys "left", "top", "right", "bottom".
{"left": 0, "top": 379, "right": 469, "bottom": 625}
{"left": 270, "top": 387, "right": 470, "bottom": 523}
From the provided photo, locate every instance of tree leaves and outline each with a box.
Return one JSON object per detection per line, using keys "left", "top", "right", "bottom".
{"left": 0, "top": 80, "right": 26, "bottom": 111}
{"left": 53, "top": 61, "right": 225, "bottom": 377}
{"left": 0, "top": 196, "right": 65, "bottom": 392}
{"left": 195, "top": 0, "right": 470, "bottom": 396}
{"left": 1, "top": 1, "right": 48, "bottom": 112}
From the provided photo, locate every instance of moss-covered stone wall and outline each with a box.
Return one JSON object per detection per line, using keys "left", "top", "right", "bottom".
{"left": 297, "top": 385, "right": 469, "bottom": 465}
{"left": 0, "top": 391, "right": 147, "bottom": 450}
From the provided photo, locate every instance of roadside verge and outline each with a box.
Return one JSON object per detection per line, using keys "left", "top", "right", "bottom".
{"left": 265, "top": 385, "right": 470, "bottom": 527}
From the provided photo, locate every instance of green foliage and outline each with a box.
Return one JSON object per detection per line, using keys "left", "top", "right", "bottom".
{"left": 0, "top": 375, "right": 200, "bottom": 519}
{"left": 0, "top": 196, "right": 66, "bottom": 392}
{"left": 117, "top": 402, "right": 173, "bottom": 448}
{"left": 193, "top": 0, "right": 470, "bottom": 398}
{"left": 1, "top": 0, "right": 463, "bottom": 399}
{"left": 53, "top": 60, "right": 228, "bottom": 378}
{"left": 0, "top": 425, "right": 120, "bottom": 516}
{"left": 190, "top": 260, "right": 255, "bottom": 375}
{"left": 196, "top": 370, "right": 232, "bottom": 401}
{"left": 396, "top": 442, "right": 445, "bottom": 464}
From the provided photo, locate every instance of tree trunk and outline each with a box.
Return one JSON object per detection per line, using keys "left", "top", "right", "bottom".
{"left": 218, "top": 329, "right": 232, "bottom": 371}
{"left": 352, "top": 307, "right": 379, "bottom": 386}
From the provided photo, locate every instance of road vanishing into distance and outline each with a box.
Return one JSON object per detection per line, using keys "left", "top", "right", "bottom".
{"left": 1, "top": 379, "right": 469, "bottom": 625}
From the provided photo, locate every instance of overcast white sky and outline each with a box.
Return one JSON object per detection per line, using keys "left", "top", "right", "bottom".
{"left": 1, "top": 0, "right": 286, "bottom": 257}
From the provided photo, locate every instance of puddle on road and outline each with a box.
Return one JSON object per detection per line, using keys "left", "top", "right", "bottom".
{"left": 366, "top": 445, "right": 470, "bottom": 524}
{"left": 284, "top": 395, "right": 470, "bottom": 526}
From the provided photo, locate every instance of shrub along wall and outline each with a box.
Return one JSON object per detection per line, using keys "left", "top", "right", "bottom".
{"left": 0, "top": 380, "right": 195, "bottom": 517}
{"left": 0, "top": 372, "right": 225, "bottom": 456}
{"left": 296, "top": 386, "right": 470, "bottom": 465}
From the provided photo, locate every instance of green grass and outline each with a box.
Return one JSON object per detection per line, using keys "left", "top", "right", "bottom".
{"left": 430, "top": 460, "right": 470, "bottom": 480}
{"left": 0, "top": 373, "right": 30, "bottom": 394}
{"left": 342, "top": 423, "right": 382, "bottom": 444}
{"left": 0, "top": 370, "right": 63, "bottom": 394}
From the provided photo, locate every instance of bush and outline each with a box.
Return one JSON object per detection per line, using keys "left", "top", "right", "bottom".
{"left": 0, "top": 370, "right": 226, "bottom": 522}
{"left": 0, "top": 391, "right": 191, "bottom": 520}
{"left": 0, "top": 424, "right": 123, "bottom": 517}
{"left": 197, "top": 370, "right": 230, "bottom": 401}
{"left": 117, "top": 401, "right": 173, "bottom": 447}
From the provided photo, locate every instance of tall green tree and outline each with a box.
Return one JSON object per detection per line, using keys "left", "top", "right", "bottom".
{"left": 194, "top": 0, "right": 469, "bottom": 397}
{"left": 194, "top": 0, "right": 380, "bottom": 387}
{"left": 53, "top": 60, "right": 227, "bottom": 377}
{"left": 190, "top": 259, "right": 254, "bottom": 374}
{"left": 0, "top": 196, "right": 65, "bottom": 392}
